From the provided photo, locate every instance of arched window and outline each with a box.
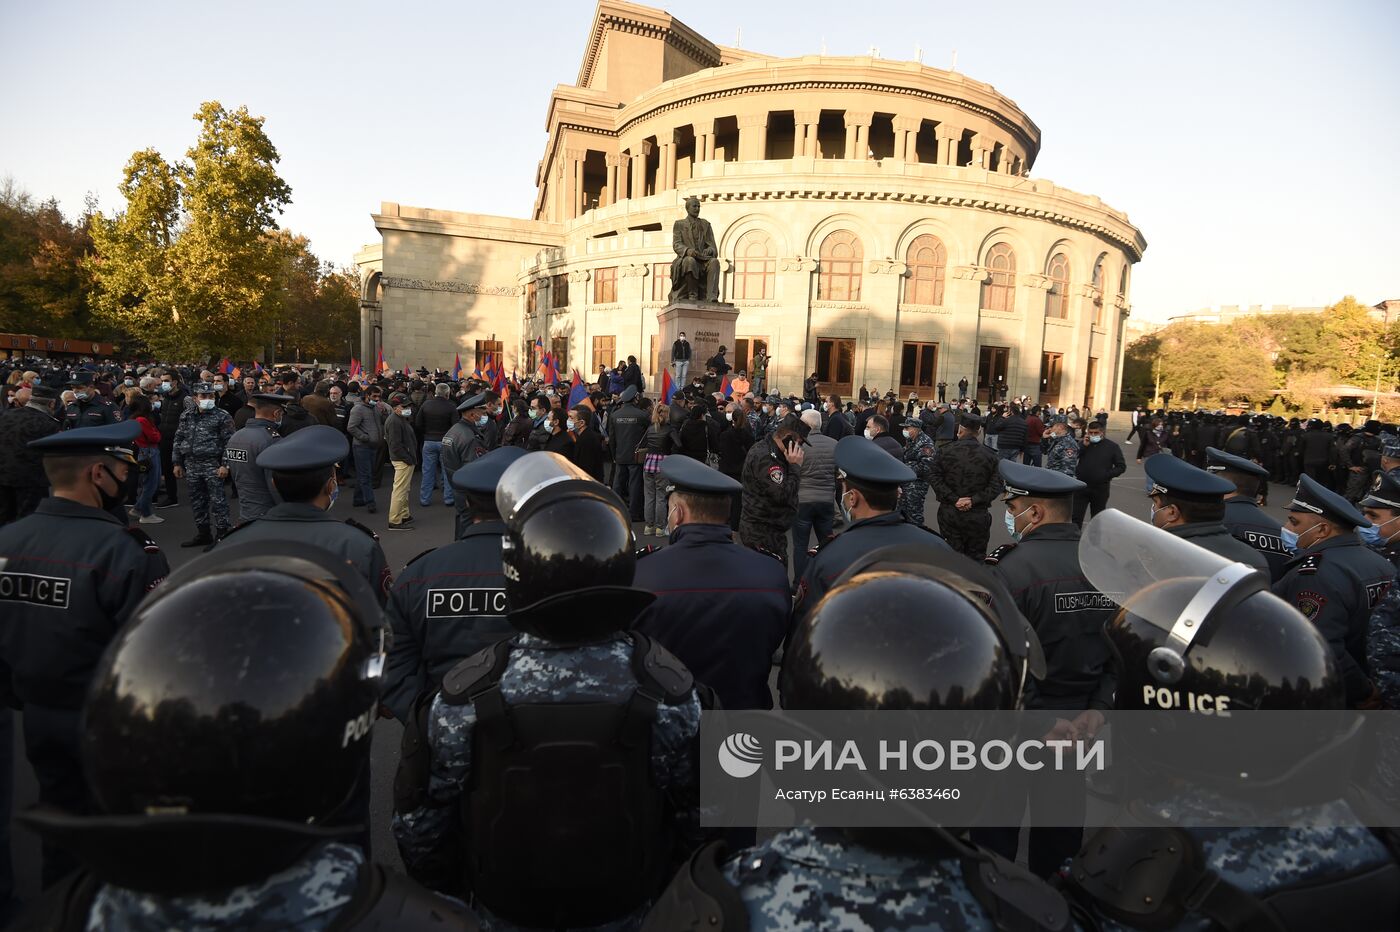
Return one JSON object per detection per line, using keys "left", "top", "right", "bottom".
{"left": 1091, "top": 254, "right": 1106, "bottom": 290}
{"left": 1118, "top": 264, "right": 1129, "bottom": 296}
{"left": 1044, "top": 252, "right": 1070, "bottom": 319}
{"left": 904, "top": 234, "right": 946, "bottom": 306}
{"left": 732, "top": 230, "right": 775, "bottom": 300}
{"left": 981, "top": 242, "right": 1016, "bottom": 312}
{"left": 818, "top": 230, "right": 863, "bottom": 301}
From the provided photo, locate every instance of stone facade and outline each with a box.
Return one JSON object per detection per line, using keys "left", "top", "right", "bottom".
{"left": 359, "top": 0, "right": 1146, "bottom": 408}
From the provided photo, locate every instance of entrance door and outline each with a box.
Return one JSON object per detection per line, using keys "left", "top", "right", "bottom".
{"left": 977, "top": 345, "right": 1010, "bottom": 402}
{"left": 1084, "top": 357, "right": 1098, "bottom": 411}
{"left": 815, "top": 338, "right": 856, "bottom": 398}
{"left": 735, "top": 337, "right": 769, "bottom": 377}
{"left": 898, "top": 341, "right": 938, "bottom": 400}
{"left": 1039, "top": 352, "right": 1063, "bottom": 406}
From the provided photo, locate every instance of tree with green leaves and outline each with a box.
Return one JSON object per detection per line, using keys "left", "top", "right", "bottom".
{"left": 264, "top": 230, "right": 360, "bottom": 363}
{"left": 0, "top": 178, "right": 110, "bottom": 338}
{"left": 88, "top": 102, "right": 292, "bottom": 358}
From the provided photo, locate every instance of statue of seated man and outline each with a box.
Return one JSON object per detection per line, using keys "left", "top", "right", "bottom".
{"left": 669, "top": 196, "right": 721, "bottom": 302}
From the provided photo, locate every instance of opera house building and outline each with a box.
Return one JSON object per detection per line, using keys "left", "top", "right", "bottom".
{"left": 357, "top": 0, "right": 1146, "bottom": 407}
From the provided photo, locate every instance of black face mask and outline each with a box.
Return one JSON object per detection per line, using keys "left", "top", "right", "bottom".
{"left": 98, "top": 464, "right": 130, "bottom": 511}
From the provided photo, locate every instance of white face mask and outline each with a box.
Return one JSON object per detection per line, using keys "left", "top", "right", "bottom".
{"left": 400, "top": 407, "right": 412, "bottom": 417}
{"left": 197, "top": 398, "right": 215, "bottom": 411}
{"left": 903, "top": 429, "right": 913, "bottom": 440}
{"left": 566, "top": 418, "right": 576, "bottom": 432}
{"left": 864, "top": 428, "right": 876, "bottom": 440}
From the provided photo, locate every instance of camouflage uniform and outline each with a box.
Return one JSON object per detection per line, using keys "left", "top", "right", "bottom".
{"left": 739, "top": 436, "right": 799, "bottom": 564}
{"left": 1043, "top": 432, "right": 1080, "bottom": 478}
{"left": 88, "top": 841, "right": 363, "bottom": 931}
{"left": 173, "top": 402, "right": 234, "bottom": 533}
{"left": 897, "top": 430, "right": 937, "bottom": 527}
{"left": 1370, "top": 583, "right": 1400, "bottom": 710}
{"left": 720, "top": 828, "right": 1017, "bottom": 931}
{"left": 392, "top": 631, "right": 703, "bottom": 930}
{"left": 928, "top": 436, "right": 1003, "bottom": 561}
{"left": 1074, "top": 792, "right": 1395, "bottom": 932}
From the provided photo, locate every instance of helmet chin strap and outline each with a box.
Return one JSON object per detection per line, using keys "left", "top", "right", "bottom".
{"left": 1148, "top": 563, "right": 1265, "bottom": 685}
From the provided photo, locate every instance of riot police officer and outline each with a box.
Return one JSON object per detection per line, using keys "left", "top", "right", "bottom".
{"left": 393, "top": 452, "right": 705, "bottom": 928}
{"left": 214, "top": 424, "right": 391, "bottom": 603}
{"left": 382, "top": 446, "right": 525, "bottom": 722}
{"left": 632, "top": 455, "right": 790, "bottom": 710}
{"left": 0, "top": 421, "right": 168, "bottom": 885}
{"left": 647, "top": 546, "right": 1070, "bottom": 931}
{"left": 1144, "top": 453, "right": 1270, "bottom": 574}
{"left": 977, "top": 459, "right": 1118, "bottom": 876}
{"left": 1206, "top": 445, "right": 1289, "bottom": 581}
{"left": 14, "top": 544, "right": 478, "bottom": 930}
{"left": 222, "top": 392, "right": 287, "bottom": 523}
{"left": 1273, "top": 473, "right": 1395, "bottom": 706}
{"left": 793, "top": 435, "right": 949, "bottom": 624}
{"left": 1062, "top": 510, "right": 1399, "bottom": 929}
{"left": 1360, "top": 468, "right": 1400, "bottom": 568}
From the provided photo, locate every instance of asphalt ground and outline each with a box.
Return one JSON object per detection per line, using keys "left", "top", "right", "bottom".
{"left": 6, "top": 439, "right": 1303, "bottom": 903}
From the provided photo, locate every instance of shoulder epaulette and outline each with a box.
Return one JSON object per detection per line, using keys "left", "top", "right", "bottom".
{"left": 344, "top": 517, "right": 380, "bottom": 541}
{"left": 1296, "top": 551, "right": 1323, "bottom": 575}
{"left": 985, "top": 542, "right": 1017, "bottom": 565}
{"left": 754, "top": 546, "right": 785, "bottom": 565}
{"left": 403, "top": 547, "right": 436, "bottom": 570}
{"left": 123, "top": 525, "right": 162, "bottom": 555}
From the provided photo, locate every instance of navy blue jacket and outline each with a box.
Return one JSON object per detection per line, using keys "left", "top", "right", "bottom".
{"left": 793, "top": 511, "right": 950, "bottom": 626}
{"left": 632, "top": 523, "right": 789, "bottom": 710}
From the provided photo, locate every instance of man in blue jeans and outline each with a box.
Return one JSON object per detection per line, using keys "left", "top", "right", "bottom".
{"left": 346, "top": 387, "right": 383, "bottom": 514}
{"left": 414, "top": 382, "right": 457, "bottom": 507}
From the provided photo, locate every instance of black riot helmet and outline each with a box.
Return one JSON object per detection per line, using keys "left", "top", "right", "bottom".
{"left": 780, "top": 545, "right": 1045, "bottom": 711}
{"left": 24, "top": 542, "right": 388, "bottom": 894}
{"left": 1080, "top": 509, "right": 1356, "bottom": 795}
{"left": 496, "top": 452, "right": 638, "bottom": 637}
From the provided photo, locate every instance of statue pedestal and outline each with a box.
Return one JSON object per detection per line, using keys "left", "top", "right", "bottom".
{"left": 657, "top": 301, "right": 739, "bottom": 381}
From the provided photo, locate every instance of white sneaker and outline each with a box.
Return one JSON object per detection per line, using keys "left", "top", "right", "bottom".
{"left": 138, "top": 514, "right": 165, "bottom": 524}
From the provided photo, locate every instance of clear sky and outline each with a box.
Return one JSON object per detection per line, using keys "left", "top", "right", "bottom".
{"left": 2, "top": 0, "right": 1396, "bottom": 321}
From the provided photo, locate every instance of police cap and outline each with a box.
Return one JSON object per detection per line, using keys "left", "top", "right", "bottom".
{"left": 1204, "top": 446, "right": 1267, "bottom": 479}
{"left": 192, "top": 381, "right": 215, "bottom": 395}
{"left": 30, "top": 378, "right": 60, "bottom": 401}
{"left": 68, "top": 371, "right": 97, "bottom": 388}
{"left": 1288, "top": 473, "right": 1370, "bottom": 529}
{"left": 255, "top": 424, "right": 349, "bottom": 471}
{"left": 660, "top": 454, "right": 742, "bottom": 495}
{"left": 618, "top": 386, "right": 638, "bottom": 403}
{"left": 456, "top": 391, "right": 489, "bottom": 412}
{"left": 902, "top": 417, "right": 924, "bottom": 429}
{"left": 998, "top": 459, "right": 1085, "bottom": 499}
{"left": 1381, "top": 433, "right": 1400, "bottom": 460}
{"left": 250, "top": 393, "right": 291, "bottom": 406}
{"left": 835, "top": 435, "right": 915, "bottom": 486}
{"left": 450, "top": 445, "right": 527, "bottom": 494}
{"left": 28, "top": 420, "right": 141, "bottom": 465}
{"left": 1144, "top": 453, "right": 1235, "bottom": 502}
{"left": 1361, "top": 470, "right": 1400, "bottom": 511}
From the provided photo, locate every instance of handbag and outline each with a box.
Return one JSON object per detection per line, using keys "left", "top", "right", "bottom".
{"left": 634, "top": 426, "right": 653, "bottom": 464}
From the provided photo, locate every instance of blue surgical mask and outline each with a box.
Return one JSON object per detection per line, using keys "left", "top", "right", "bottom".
{"left": 1004, "top": 505, "right": 1031, "bottom": 541}
{"left": 1281, "top": 521, "right": 1320, "bottom": 552}
{"left": 327, "top": 481, "right": 340, "bottom": 511}
{"left": 152, "top": 400, "right": 162, "bottom": 411}
{"left": 903, "top": 429, "right": 913, "bottom": 440}
{"left": 1359, "top": 525, "right": 1383, "bottom": 547}
{"left": 476, "top": 415, "right": 489, "bottom": 427}
{"left": 158, "top": 383, "right": 171, "bottom": 394}
{"left": 566, "top": 418, "right": 576, "bottom": 432}
{"left": 198, "top": 398, "right": 215, "bottom": 411}
{"left": 1089, "top": 435, "right": 1102, "bottom": 444}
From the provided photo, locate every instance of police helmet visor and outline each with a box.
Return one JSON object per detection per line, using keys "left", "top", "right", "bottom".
{"left": 495, "top": 450, "right": 601, "bottom": 523}
{"left": 1079, "top": 509, "right": 1263, "bottom": 636}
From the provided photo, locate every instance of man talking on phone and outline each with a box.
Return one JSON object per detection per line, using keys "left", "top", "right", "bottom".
{"left": 739, "top": 419, "right": 806, "bottom": 567}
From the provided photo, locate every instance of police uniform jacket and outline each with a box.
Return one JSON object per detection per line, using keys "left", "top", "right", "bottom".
{"left": 1222, "top": 497, "right": 1289, "bottom": 582}
{"left": 215, "top": 502, "right": 391, "bottom": 605}
{"left": 739, "top": 437, "right": 800, "bottom": 535}
{"left": 0, "top": 498, "right": 168, "bottom": 709}
{"left": 929, "top": 437, "right": 1002, "bottom": 507}
{"left": 440, "top": 419, "right": 484, "bottom": 476}
{"left": 223, "top": 418, "right": 281, "bottom": 521}
{"left": 606, "top": 402, "right": 648, "bottom": 464}
{"left": 1166, "top": 522, "right": 1271, "bottom": 576}
{"left": 632, "top": 523, "right": 790, "bottom": 710}
{"left": 382, "top": 520, "right": 513, "bottom": 722}
{"left": 1272, "top": 534, "right": 1395, "bottom": 706}
{"left": 172, "top": 406, "right": 233, "bottom": 466}
{"left": 0, "top": 405, "right": 61, "bottom": 487}
{"left": 793, "top": 511, "right": 950, "bottom": 624}
{"left": 63, "top": 399, "right": 117, "bottom": 431}
{"left": 986, "top": 523, "right": 1116, "bottom": 710}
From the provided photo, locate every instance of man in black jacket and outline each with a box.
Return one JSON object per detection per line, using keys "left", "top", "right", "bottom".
{"left": 607, "top": 386, "right": 647, "bottom": 520}
{"left": 154, "top": 371, "right": 187, "bottom": 508}
{"left": 414, "top": 383, "right": 459, "bottom": 508}
{"left": 567, "top": 404, "right": 606, "bottom": 481}
{"left": 670, "top": 331, "right": 692, "bottom": 386}
{"left": 622, "top": 355, "right": 644, "bottom": 393}
{"left": 1072, "top": 421, "right": 1126, "bottom": 525}
{"left": 0, "top": 379, "right": 62, "bottom": 523}
{"left": 990, "top": 404, "right": 1027, "bottom": 461}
